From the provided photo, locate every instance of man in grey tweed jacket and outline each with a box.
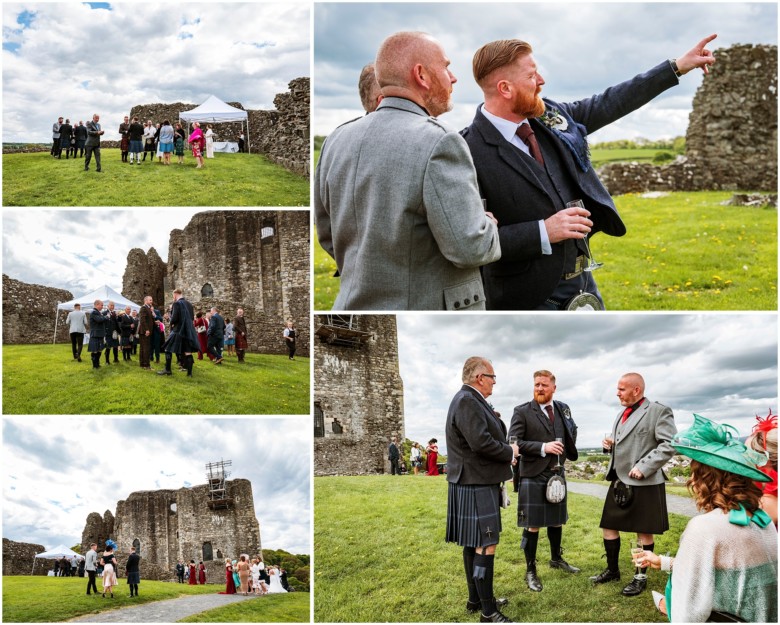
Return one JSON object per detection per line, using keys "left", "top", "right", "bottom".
{"left": 314, "top": 31, "right": 500, "bottom": 311}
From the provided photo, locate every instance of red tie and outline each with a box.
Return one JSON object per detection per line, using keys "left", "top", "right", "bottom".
{"left": 516, "top": 123, "right": 545, "bottom": 166}
{"left": 621, "top": 406, "right": 633, "bottom": 424}
{"left": 544, "top": 405, "right": 554, "bottom": 423}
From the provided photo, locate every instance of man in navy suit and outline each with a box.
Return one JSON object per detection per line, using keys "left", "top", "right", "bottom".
{"left": 462, "top": 35, "right": 717, "bottom": 310}
{"left": 445, "top": 357, "right": 518, "bottom": 623}
{"left": 509, "top": 370, "right": 579, "bottom": 593}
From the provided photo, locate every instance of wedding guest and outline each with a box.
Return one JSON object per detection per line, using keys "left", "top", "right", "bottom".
{"left": 189, "top": 122, "right": 205, "bottom": 168}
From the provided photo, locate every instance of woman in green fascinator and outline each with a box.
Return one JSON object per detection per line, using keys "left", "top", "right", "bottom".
{"left": 634, "top": 414, "right": 777, "bottom": 623}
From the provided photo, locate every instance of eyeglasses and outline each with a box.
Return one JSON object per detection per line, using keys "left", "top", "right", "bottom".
{"left": 481, "top": 374, "right": 497, "bottom": 380}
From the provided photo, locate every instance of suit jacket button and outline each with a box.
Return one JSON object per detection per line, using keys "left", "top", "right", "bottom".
{"left": 474, "top": 294, "right": 480, "bottom": 301}
{"left": 454, "top": 301, "right": 461, "bottom": 309}
{"left": 464, "top": 298, "right": 471, "bottom": 306}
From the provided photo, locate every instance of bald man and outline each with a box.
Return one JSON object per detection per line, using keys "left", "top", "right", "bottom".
{"left": 461, "top": 36, "right": 717, "bottom": 310}
{"left": 592, "top": 373, "right": 676, "bottom": 597}
{"left": 314, "top": 31, "right": 500, "bottom": 311}
{"left": 358, "top": 63, "right": 383, "bottom": 113}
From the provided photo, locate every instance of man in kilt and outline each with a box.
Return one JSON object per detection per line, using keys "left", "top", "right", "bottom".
{"left": 234, "top": 308, "right": 248, "bottom": 362}
{"left": 445, "top": 356, "right": 518, "bottom": 623}
{"left": 88, "top": 300, "right": 107, "bottom": 370}
{"left": 137, "top": 296, "right": 155, "bottom": 370}
{"left": 591, "top": 372, "right": 676, "bottom": 596}
{"left": 508, "top": 370, "right": 579, "bottom": 593}
{"left": 157, "top": 288, "right": 200, "bottom": 377}
{"left": 126, "top": 546, "right": 141, "bottom": 597}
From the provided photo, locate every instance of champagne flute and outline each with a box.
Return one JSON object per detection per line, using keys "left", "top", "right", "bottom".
{"left": 508, "top": 435, "right": 518, "bottom": 456}
{"left": 602, "top": 432, "right": 611, "bottom": 454}
{"left": 566, "top": 199, "right": 603, "bottom": 271}
{"left": 555, "top": 437, "right": 563, "bottom": 467}
{"left": 631, "top": 540, "right": 647, "bottom": 580}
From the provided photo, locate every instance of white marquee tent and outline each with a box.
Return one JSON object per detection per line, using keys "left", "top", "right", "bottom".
{"left": 32, "top": 544, "right": 84, "bottom": 574}
{"left": 54, "top": 285, "right": 141, "bottom": 344}
{"left": 179, "top": 95, "right": 249, "bottom": 152}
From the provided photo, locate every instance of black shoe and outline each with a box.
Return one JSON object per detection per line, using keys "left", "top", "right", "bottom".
{"left": 525, "top": 569, "right": 543, "bottom": 592}
{"left": 549, "top": 558, "right": 580, "bottom": 574}
{"left": 480, "top": 609, "right": 513, "bottom": 623}
{"left": 467, "top": 598, "right": 508, "bottom": 613}
{"left": 621, "top": 576, "right": 647, "bottom": 596}
{"left": 157, "top": 370, "right": 172, "bottom": 376}
{"left": 77, "top": 357, "right": 82, "bottom": 362}
{"left": 590, "top": 568, "right": 621, "bottom": 584}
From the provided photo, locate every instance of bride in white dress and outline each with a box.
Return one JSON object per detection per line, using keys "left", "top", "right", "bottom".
{"left": 266, "top": 566, "right": 287, "bottom": 593}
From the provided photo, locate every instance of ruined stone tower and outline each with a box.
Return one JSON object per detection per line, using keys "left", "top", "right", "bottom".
{"left": 122, "top": 247, "right": 166, "bottom": 308}
{"left": 313, "top": 315, "right": 404, "bottom": 476}
{"left": 81, "top": 478, "right": 261, "bottom": 581}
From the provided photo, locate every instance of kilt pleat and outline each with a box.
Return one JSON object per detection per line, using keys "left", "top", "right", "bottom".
{"left": 446, "top": 482, "right": 502, "bottom": 548}
{"left": 517, "top": 470, "right": 568, "bottom": 528}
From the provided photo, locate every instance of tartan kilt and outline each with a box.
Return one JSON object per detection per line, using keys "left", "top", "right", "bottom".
{"left": 600, "top": 480, "right": 669, "bottom": 535}
{"left": 127, "top": 571, "right": 140, "bottom": 584}
{"left": 517, "top": 470, "right": 568, "bottom": 528}
{"left": 87, "top": 335, "right": 105, "bottom": 353}
{"left": 104, "top": 333, "right": 119, "bottom": 348}
{"left": 445, "top": 482, "right": 502, "bottom": 548}
{"left": 236, "top": 334, "right": 248, "bottom": 350}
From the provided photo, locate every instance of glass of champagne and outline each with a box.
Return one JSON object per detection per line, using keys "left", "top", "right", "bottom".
{"left": 555, "top": 437, "right": 563, "bottom": 467}
{"left": 631, "top": 541, "right": 647, "bottom": 580}
{"left": 566, "top": 199, "right": 603, "bottom": 271}
{"left": 508, "top": 435, "right": 517, "bottom": 455}
{"left": 602, "top": 432, "right": 611, "bottom": 454}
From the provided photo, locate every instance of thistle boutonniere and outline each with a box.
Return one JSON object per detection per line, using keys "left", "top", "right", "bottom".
{"left": 540, "top": 108, "right": 568, "bottom": 132}
{"left": 563, "top": 408, "right": 572, "bottom": 420}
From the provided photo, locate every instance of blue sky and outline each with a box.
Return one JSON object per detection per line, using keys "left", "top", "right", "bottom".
{"left": 313, "top": 2, "right": 777, "bottom": 139}
{"left": 2, "top": 2, "right": 310, "bottom": 142}
{"left": 3, "top": 417, "right": 312, "bottom": 555}
{"left": 396, "top": 313, "right": 778, "bottom": 450}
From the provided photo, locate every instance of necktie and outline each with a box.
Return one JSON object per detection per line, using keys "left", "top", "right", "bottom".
{"left": 544, "top": 405, "right": 554, "bottom": 423}
{"left": 516, "top": 123, "right": 545, "bottom": 166}
{"left": 621, "top": 406, "right": 633, "bottom": 423}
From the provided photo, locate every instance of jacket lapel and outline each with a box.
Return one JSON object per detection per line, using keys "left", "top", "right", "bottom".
{"left": 618, "top": 400, "right": 649, "bottom": 438}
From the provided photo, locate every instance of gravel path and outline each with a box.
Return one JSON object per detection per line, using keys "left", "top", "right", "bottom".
{"left": 69, "top": 592, "right": 263, "bottom": 623}
{"left": 567, "top": 481, "right": 699, "bottom": 517}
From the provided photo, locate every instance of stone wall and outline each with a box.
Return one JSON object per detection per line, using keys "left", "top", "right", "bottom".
{"left": 82, "top": 479, "right": 261, "bottom": 582}
{"left": 163, "top": 210, "right": 310, "bottom": 356}
{"left": 2, "top": 274, "right": 73, "bottom": 344}
{"left": 314, "top": 315, "right": 404, "bottom": 476}
{"left": 122, "top": 248, "right": 167, "bottom": 308}
{"left": 127, "top": 78, "right": 309, "bottom": 175}
{"left": 599, "top": 44, "right": 778, "bottom": 195}
{"left": 2, "top": 538, "right": 46, "bottom": 576}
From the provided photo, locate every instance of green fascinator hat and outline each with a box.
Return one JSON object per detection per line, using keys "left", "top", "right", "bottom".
{"left": 672, "top": 414, "right": 771, "bottom": 483}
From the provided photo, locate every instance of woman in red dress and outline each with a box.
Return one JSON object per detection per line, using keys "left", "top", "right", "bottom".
{"left": 194, "top": 312, "right": 209, "bottom": 360}
{"left": 224, "top": 558, "right": 237, "bottom": 594}
{"left": 426, "top": 438, "right": 439, "bottom": 476}
{"left": 188, "top": 559, "right": 197, "bottom": 585}
{"left": 198, "top": 561, "right": 206, "bottom": 584}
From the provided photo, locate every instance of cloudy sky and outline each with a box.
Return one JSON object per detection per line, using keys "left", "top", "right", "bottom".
{"left": 314, "top": 2, "right": 777, "bottom": 139}
{"left": 2, "top": 209, "right": 201, "bottom": 296}
{"left": 396, "top": 313, "right": 778, "bottom": 450}
{"left": 2, "top": 417, "right": 311, "bottom": 555}
{"left": 2, "top": 2, "right": 310, "bottom": 143}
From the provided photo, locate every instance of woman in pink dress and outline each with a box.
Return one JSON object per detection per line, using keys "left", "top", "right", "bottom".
{"left": 426, "top": 438, "right": 439, "bottom": 476}
{"left": 188, "top": 122, "right": 205, "bottom": 169}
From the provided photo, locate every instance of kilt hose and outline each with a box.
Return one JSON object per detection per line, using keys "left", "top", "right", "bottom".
{"left": 600, "top": 480, "right": 669, "bottom": 535}
{"left": 139, "top": 334, "right": 151, "bottom": 368}
{"left": 517, "top": 468, "right": 568, "bottom": 528}
{"left": 446, "top": 482, "right": 503, "bottom": 548}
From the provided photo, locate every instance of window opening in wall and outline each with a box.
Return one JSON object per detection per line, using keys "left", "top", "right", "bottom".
{"left": 314, "top": 402, "right": 324, "bottom": 438}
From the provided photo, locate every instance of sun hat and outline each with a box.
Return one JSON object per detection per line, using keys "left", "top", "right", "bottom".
{"left": 672, "top": 413, "right": 771, "bottom": 482}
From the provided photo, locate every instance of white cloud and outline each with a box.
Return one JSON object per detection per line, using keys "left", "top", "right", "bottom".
{"left": 2, "top": 2, "right": 310, "bottom": 143}
{"left": 2, "top": 417, "right": 311, "bottom": 555}
{"left": 313, "top": 2, "right": 777, "bottom": 137}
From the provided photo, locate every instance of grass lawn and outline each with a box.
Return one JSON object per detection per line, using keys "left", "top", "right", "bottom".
{"left": 178, "top": 592, "right": 310, "bottom": 622}
{"left": 2, "top": 345, "right": 309, "bottom": 414}
{"left": 2, "top": 149, "right": 309, "bottom": 207}
{"left": 589, "top": 148, "right": 672, "bottom": 168}
{"left": 314, "top": 475, "right": 689, "bottom": 622}
{"left": 313, "top": 191, "right": 777, "bottom": 310}
{"left": 2, "top": 576, "right": 215, "bottom": 622}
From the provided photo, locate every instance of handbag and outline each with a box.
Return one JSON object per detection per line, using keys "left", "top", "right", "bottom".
{"left": 613, "top": 480, "right": 634, "bottom": 508}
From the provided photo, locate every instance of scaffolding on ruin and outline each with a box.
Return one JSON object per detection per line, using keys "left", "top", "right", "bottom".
{"left": 314, "top": 315, "right": 373, "bottom": 349}
{"left": 205, "top": 459, "right": 234, "bottom": 510}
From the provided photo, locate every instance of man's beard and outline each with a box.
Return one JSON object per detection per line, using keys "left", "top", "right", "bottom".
{"left": 425, "top": 75, "right": 453, "bottom": 117}
{"left": 514, "top": 91, "right": 546, "bottom": 119}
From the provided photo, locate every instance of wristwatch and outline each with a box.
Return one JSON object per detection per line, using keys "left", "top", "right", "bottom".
{"left": 669, "top": 59, "right": 682, "bottom": 78}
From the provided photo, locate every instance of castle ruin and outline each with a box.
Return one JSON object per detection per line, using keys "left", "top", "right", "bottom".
{"left": 2, "top": 538, "right": 46, "bottom": 576}
{"left": 81, "top": 475, "right": 261, "bottom": 582}
{"left": 598, "top": 44, "right": 778, "bottom": 194}
{"left": 123, "top": 210, "right": 310, "bottom": 357}
{"left": 2, "top": 274, "right": 73, "bottom": 344}
{"left": 314, "top": 315, "right": 404, "bottom": 476}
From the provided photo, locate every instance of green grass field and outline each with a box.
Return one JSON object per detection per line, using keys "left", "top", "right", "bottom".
{"left": 1, "top": 576, "right": 309, "bottom": 623}
{"left": 313, "top": 191, "right": 777, "bottom": 310}
{"left": 2, "top": 149, "right": 308, "bottom": 206}
{"left": 2, "top": 345, "right": 309, "bottom": 414}
{"left": 179, "top": 592, "right": 310, "bottom": 622}
{"left": 589, "top": 148, "right": 672, "bottom": 167}
{"left": 314, "top": 475, "right": 688, "bottom": 622}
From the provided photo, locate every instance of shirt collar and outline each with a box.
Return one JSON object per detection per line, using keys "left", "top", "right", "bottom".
{"left": 481, "top": 103, "right": 528, "bottom": 143}
{"left": 464, "top": 383, "right": 488, "bottom": 399}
